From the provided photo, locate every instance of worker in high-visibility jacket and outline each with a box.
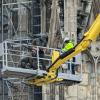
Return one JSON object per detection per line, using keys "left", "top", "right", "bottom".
{"left": 61, "top": 37, "right": 75, "bottom": 74}
{"left": 62, "top": 37, "right": 74, "bottom": 52}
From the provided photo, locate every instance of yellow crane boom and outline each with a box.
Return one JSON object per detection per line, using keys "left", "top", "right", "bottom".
{"left": 28, "top": 14, "right": 100, "bottom": 86}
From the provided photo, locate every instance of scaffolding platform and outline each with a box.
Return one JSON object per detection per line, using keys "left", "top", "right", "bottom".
{"left": 56, "top": 73, "right": 82, "bottom": 86}
{"left": 0, "top": 40, "right": 53, "bottom": 78}
{"left": 0, "top": 40, "right": 82, "bottom": 84}
{"left": 1, "top": 67, "right": 47, "bottom": 78}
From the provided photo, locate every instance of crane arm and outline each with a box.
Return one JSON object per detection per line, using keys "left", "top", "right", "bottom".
{"left": 28, "top": 14, "right": 100, "bottom": 86}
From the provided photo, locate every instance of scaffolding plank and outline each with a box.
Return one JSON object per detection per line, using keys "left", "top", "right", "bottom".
{"left": 1, "top": 67, "right": 47, "bottom": 78}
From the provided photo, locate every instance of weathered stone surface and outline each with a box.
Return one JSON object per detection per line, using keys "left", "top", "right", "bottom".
{"left": 97, "top": 74, "right": 100, "bottom": 84}
{"left": 65, "top": 97, "right": 78, "bottom": 100}
{"left": 80, "top": 73, "right": 89, "bottom": 85}
{"left": 68, "top": 85, "right": 78, "bottom": 96}
{"left": 78, "top": 86, "right": 87, "bottom": 99}
{"left": 97, "top": 87, "right": 100, "bottom": 95}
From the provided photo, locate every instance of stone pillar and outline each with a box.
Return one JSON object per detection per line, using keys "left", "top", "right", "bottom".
{"left": 41, "top": 0, "right": 46, "bottom": 33}
{"left": 16, "top": 0, "right": 30, "bottom": 39}
{"left": 18, "top": 4, "right": 28, "bottom": 37}
{"left": 55, "top": 86, "right": 59, "bottom": 100}
{"left": 42, "top": 85, "right": 48, "bottom": 100}
{"left": 64, "top": 0, "right": 77, "bottom": 43}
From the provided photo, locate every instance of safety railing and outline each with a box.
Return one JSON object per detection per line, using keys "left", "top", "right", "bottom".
{"left": 0, "top": 40, "right": 59, "bottom": 70}
{"left": 0, "top": 40, "right": 82, "bottom": 77}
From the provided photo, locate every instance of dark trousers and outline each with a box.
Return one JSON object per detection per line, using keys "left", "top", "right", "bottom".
{"left": 68, "top": 57, "right": 75, "bottom": 74}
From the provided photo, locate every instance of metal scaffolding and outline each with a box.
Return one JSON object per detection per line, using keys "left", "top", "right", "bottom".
{"left": 0, "top": 0, "right": 32, "bottom": 42}
{"left": 0, "top": 0, "right": 99, "bottom": 100}
{"left": 0, "top": 1, "right": 42, "bottom": 100}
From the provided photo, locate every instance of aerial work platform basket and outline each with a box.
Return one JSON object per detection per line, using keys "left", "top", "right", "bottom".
{"left": 0, "top": 40, "right": 82, "bottom": 85}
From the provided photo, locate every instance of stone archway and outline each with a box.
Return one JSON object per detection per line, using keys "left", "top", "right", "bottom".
{"left": 82, "top": 49, "right": 95, "bottom": 73}
{"left": 83, "top": 49, "right": 100, "bottom": 100}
